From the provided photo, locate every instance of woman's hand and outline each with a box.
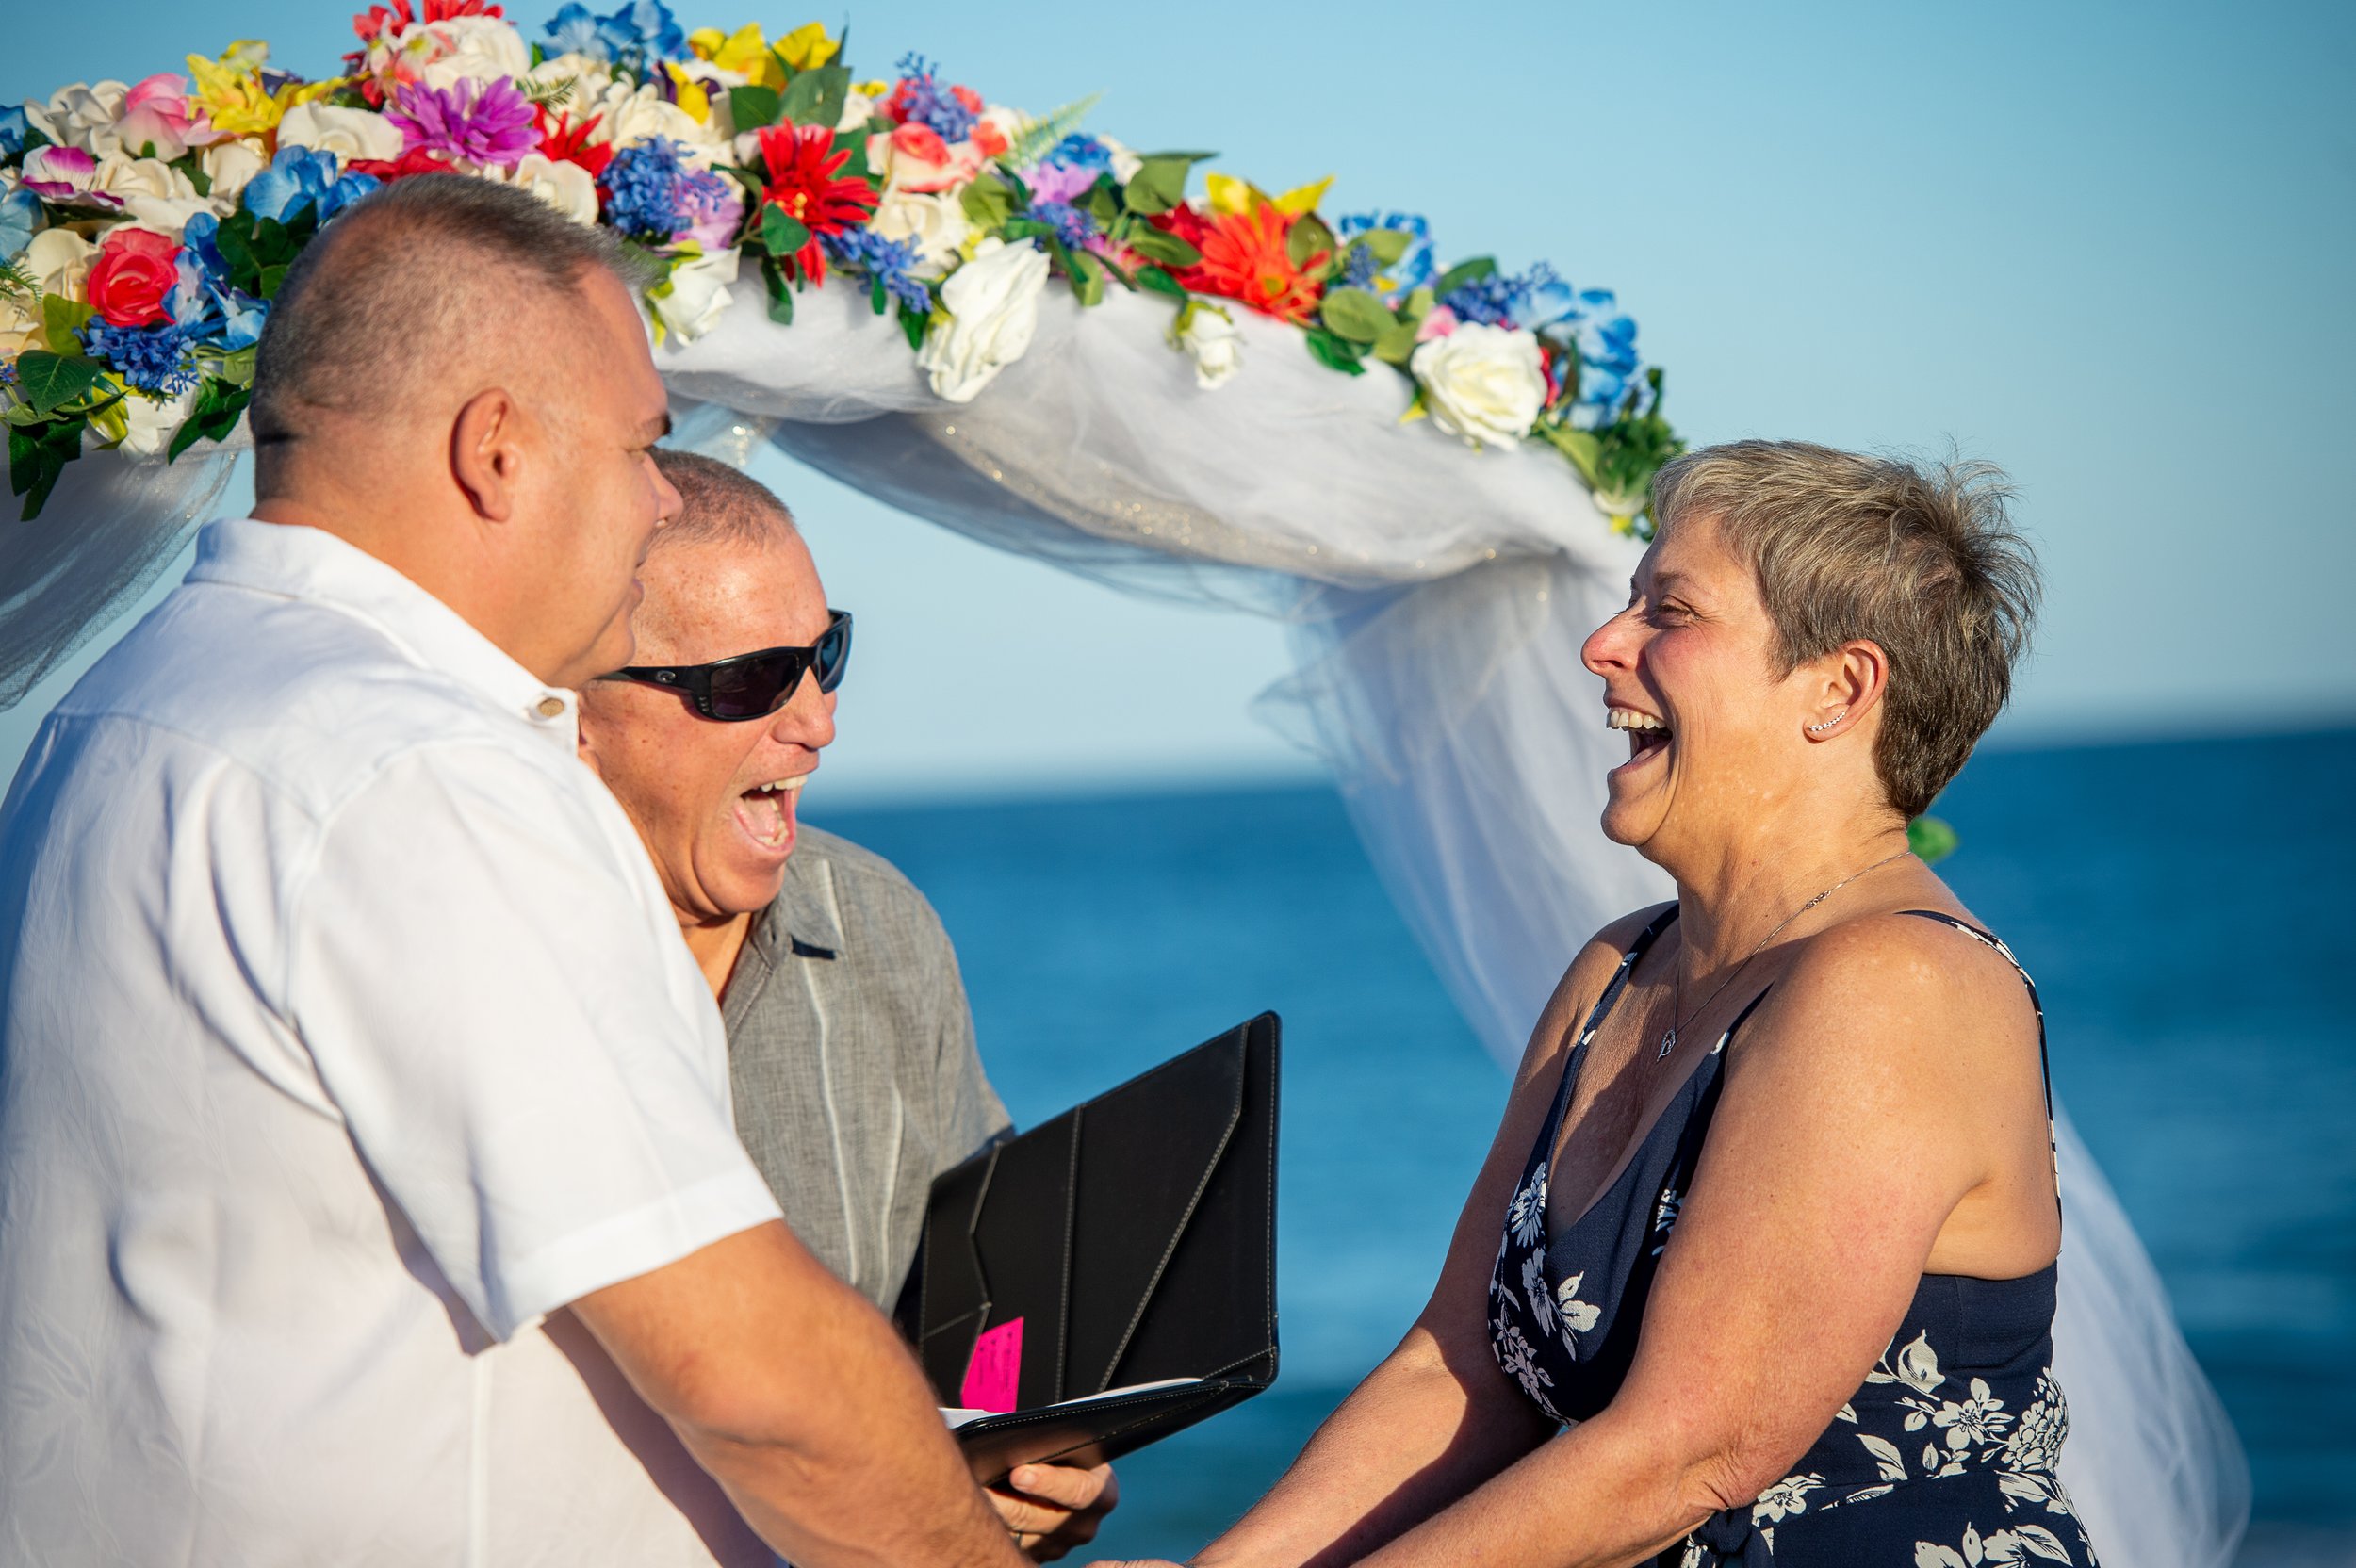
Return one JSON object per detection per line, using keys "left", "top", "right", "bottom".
{"left": 988, "top": 1460, "right": 1120, "bottom": 1560}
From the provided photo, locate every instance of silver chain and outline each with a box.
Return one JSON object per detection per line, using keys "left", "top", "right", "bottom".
{"left": 1658, "top": 845, "right": 1916, "bottom": 1059}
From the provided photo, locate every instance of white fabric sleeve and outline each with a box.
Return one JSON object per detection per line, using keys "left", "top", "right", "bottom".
{"left": 284, "top": 742, "right": 782, "bottom": 1342}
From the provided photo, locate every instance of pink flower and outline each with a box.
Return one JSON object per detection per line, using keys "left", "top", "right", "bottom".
{"left": 868, "top": 121, "right": 979, "bottom": 195}
{"left": 1415, "top": 303, "right": 1460, "bottom": 342}
{"left": 386, "top": 76, "right": 537, "bottom": 169}
{"left": 20, "top": 145, "right": 122, "bottom": 209}
{"left": 116, "top": 74, "right": 223, "bottom": 161}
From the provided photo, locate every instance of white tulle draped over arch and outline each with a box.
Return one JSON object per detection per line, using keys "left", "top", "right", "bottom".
{"left": 0, "top": 273, "right": 2248, "bottom": 1566}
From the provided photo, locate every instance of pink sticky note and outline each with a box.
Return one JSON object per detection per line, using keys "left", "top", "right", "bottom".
{"left": 959, "top": 1316, "right": 1024, "bottom": 1413}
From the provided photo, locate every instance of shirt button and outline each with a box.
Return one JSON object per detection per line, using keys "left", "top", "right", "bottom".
{"left": 534, "top": 696, "right": 567, "bottom": 719}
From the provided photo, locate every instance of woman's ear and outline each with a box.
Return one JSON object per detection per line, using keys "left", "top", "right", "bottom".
{"left": 1802, "top": 638, "right": 1890, "bottom": 741}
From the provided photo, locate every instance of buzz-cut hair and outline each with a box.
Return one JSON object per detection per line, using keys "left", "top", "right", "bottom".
{"left": 1648, "top": 440, "right": 2041, "bottom": 819}
{"left": 647, "top": 449, "right": 798, "bottom": 551}
{"left": 250, "top": 174, "right": 657, "bottom": 481}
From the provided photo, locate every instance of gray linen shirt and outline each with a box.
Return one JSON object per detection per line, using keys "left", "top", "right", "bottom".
{"left": 721, "top": 826, "right": 1012, "bottom": 1310}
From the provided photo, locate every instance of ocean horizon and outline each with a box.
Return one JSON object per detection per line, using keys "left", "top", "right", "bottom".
{"left": 809, "top": 725, "right": 2356, "bottom": 1565}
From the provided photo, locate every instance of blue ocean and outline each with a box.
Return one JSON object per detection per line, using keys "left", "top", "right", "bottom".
{"left": 810, "top": 727, "right": 2356, "bottom": 1565}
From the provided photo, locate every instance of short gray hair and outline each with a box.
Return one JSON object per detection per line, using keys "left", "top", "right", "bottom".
{"left": 251, "top": 174, "right": 657, "bottom": 476}
{"left": 1649, "top": 440, "right": 2040, "bottom": 818}
{"left": 647, "top": 449, "right": 798, "bottom": 551}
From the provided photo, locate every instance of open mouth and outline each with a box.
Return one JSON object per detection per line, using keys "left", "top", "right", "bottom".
{"left": 732, "top": 774, "right": 807, "bottom": 853}
{"left": 1606, "top": 707, "right": 1672, "bottom": 769}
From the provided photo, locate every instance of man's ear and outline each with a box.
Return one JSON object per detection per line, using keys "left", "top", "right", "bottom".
{"left": 450, "top": 386, "right": 525, "bottom": 522}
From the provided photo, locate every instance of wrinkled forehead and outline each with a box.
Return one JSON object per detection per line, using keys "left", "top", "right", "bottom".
{"left": 632, "top": 531, "right": 827, "bottom": 663}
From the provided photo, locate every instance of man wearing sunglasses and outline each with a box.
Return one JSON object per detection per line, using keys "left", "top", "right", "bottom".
{"left": 578, "top": 449, "right": 1120, "bottom": 1560}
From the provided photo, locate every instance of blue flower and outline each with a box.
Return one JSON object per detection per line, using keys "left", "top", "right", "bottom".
{"left": 602, "top": 136, "right": 724, "bottom": 243}
{"left": 0, "top": 188, "right": 41, "bottom": 260}
{"left": 243, "top": 147, "right": 378, "bottom": 226}
{"left": 1029, "top": 200, "right": 1095, "bottom": 250}
{"left": 170, "top": 216, "right": 269, "bottom": 351}
{"left": 596, "top": 0, "right": 685, "bottom": 69}
{"left": 1335, "top": 211, "right": 1435, "bottom": 302}
{"left": 0, "top": 104, "right": 29, "bottom": 161}
{"left": 820, "top": 228, "right": 931, "bottom": 316}
{"left": 543, "top": 2, "right": 606, "bottom": 57}
{"left": 79, "top": 318, "right": 200, "bottom": 397}
{"left": 1046, "top": 134, "right": 1110, "bottom": 174}
{"left": 892, "top": 55, "right": 977, "bottom": 143}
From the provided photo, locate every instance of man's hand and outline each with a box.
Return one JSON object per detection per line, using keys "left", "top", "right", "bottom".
{"left": 988, "top": 1460, "right": 1119, "bottom": 1561}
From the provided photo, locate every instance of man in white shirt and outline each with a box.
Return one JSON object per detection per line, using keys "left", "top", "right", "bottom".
{"left": 0, "top": 174, "right": 1026, "bottom": 1568}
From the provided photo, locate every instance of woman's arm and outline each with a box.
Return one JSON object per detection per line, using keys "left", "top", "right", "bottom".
{"left": 1337, "top": 913, "right": 2046, "bottom": 1568}
{"left": 1187, "top": 911, "right": 1667, "bottom": 1568}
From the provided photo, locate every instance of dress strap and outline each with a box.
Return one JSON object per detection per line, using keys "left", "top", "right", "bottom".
{"left": 1898, "top": 910, "right": 2061, "bottom": 1221}
{"left": 1545, "top": 905, "right": 1680, "bottom": 1126}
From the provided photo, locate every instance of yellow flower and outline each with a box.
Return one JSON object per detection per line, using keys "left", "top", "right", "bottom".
{"left": 663, "top": 62, "right": 712, "bottom": 122}
{"left": 185, "top": 42, "right": 340, "bottom": 137}
{"left": 775, "top": 22, "right": 840, "bottom": 71}
{"left": 689, "top": 23, "right": 785, "bottom": 90}
{"left": 1204, "top": 172, "right": 1333, "bottom": 218}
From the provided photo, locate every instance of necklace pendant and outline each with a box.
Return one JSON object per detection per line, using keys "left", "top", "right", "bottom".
{"left": 1658, "top": 1026, "right": 1677, "bottom": 1059}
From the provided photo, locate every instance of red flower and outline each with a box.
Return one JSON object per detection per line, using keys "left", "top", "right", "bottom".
{"left": 348, "top": 146, "right": 452, "bottom": 182}
{"left": 87, "top": 227, "right": 180, "bottom": 328}
{"left": 950, "top": 84, "right": 983, "bottom": 115}
{"left": 972, "top": 120, "right": 1007, "bottom": 159}
{"left": 351, "top": 0, "right": 501, "bottom": 44}
{"left": 533, "top": 106, "right": 612, "bottom": 180}
{"left": 755, "top": 122, "right": 879, "bottom": 283}
{"left": 1165, "top": 205, "right": 1326, "bottom": 324}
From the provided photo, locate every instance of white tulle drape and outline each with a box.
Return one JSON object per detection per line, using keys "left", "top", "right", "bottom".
{"left": 0, "top": 275, "right": 2247, "bottom": 1565}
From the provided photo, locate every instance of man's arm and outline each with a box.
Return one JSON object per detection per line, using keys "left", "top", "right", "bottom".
{"left": 577, "top": 1218, "right": 1028, "bottom": 1568}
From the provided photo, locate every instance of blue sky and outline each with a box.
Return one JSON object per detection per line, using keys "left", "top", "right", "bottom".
{"left": 7, "top": 0, "right": 2350, "bottom": 800}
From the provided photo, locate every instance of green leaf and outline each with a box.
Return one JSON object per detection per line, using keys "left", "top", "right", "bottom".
{"left": 898, "top": 301, "right": 928, "bottom": 351}
{"left": 207, "top": 344, "right": 259, "bottom": 390}
{"left": 869, "top": 273, "right": 889, "bottom": 317}
{"left": 760, "top": 205, "right": 813, "bottom": 261}
{"left": 959, "top": 172, "right": 1017, "bottom": 233}
{"left": 1429, "top": 256, "right": 1497, "bottom": 299}
{"left": 170, "top": 150, "right": 213, "bottom": 198}
{"left": 1285, "top": 212, "right": 1336, "bottom": 271}
{"left": 1134, "top": 264, "right": 1187, "bottom": 300}
{"left": 1067, "top": 248, "right": 1108, "bottom": 307}
{"left": 167, "top": 380, "right": 250, "bottom": 463}
{"left": 13, "top": 351, "right": 108, "bottom": 416}
{"left": 729, "top": 83, "right": 782, "bottom": 133}
{"left": 1318, "top": 286, "right": 1396, "bottom": 344}
{"left": 1907, "top": 814, "right": 1959, "bottom": 865}
{"left": 1000, "top": 217, "right": 1055, "bottom": 244}
{"left": 1536, "top": 421, "right": 1603, "bottom": 486}
{"left": 257, "top": 262, "right": 290, "bottom": 301}
{"left": 1361, "top": 227, "right": 1413, "bottom": 267}
{"left": 777, "top": 64, "right": 849, "bottom": 132}
{"left": 214, "top": 214, "right": 259, "bottom": 291}
{"left": 1122, "top": 152, "right": 1214, "bottom": 217}
{"left": 1124, "top": 226, "right": 1202, "bottom": 269}
{"left": 831, "top": 126, "right": 872, "bottom": 183}
{"left": 997, "top": 93, "right": 1104, "bottom": 171}
{"left": 1370, "top": 320, "right": 1420, "bottom": 366}
{"left": 759, "top": 254, "right": 795, "bottom": 325}
{"left": 9, "top": 415, "right": 88, "bottom": 520}
{"left": 1083, "top": 178, "right": 1121, "bottom": 229}
{"left": 41, "top": 294, "right": 95, "bottom": 354}
{"left": 1302, "top": 327, "right": 1367, "bottom": 376}
{"left": 1399, "top": 286, "right": 1436, "bottom": 325}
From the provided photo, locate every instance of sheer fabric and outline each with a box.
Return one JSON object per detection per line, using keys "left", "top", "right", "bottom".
{"left": 0, "top": 282, "right": 2247, "bottom": 1567}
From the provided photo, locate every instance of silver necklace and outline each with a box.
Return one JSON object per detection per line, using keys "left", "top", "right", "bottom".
{"left": 1658, "top": 845, "right": 1915, "bottom": 1059}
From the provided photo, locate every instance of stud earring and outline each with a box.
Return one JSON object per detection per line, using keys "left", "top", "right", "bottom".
{"left": 1807, "top": 709, "right": 1846, "bottom": 734}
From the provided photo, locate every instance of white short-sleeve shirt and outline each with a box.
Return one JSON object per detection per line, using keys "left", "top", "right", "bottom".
{"left": 0, "top": 519, "right": 786, "bottom": 1565}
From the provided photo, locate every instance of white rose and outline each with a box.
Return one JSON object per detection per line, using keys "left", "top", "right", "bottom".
{"left": 1175, "top": 302, "right": 1242, "bottom": 390}
{"left": 26, "top": 80, "right": 130, "bottom": 153}
{"left": 2, "top": 229, "right": 98, "bottom": 352}
{"left": 199, "top": 138, "right": 270, "bottom": 201}
{"left": 1408, "top": 323, "right": 1547, "bottom": 451}
{"left": 837, "top": 90, "right": 877, "bottom": 134}
{"left": 869, "top": 188, "right": 970, "bottom": 277}
{"left": 1097, "top": 133, "right": 1144, "bottom": 185}
{"left": 90, "top": 153, "right": 213, "bottom": 238}
{"left": 483, "top": 154, "right": 599, "bottom": 225}
{"left": 592, "top": 81, "right": 726, "bottom": 164}
{"left": 411, "top": 16, "right": 532, "bottom": 90}
{"left": 916, "top": 237, "right": 1050, "bottom": 404}
{"left": 649, "top": 247, "right": 740, "bottom": 342}
{"left": 276, "top": 103, "right": 403, "bottom": 167}
{"left": 114, "top": 382, "right": 199, "bottom": 458}
{"left": 526, "top": 51, "right": 615, "bottom": 116}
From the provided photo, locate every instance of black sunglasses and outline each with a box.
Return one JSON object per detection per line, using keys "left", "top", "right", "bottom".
{"left": 601, "top": 610, "right": 853, "bottom": 721}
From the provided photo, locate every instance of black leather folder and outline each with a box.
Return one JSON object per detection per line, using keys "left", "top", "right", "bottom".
{"left": 897, "top": 1013, "right": 1281, "bottom": 1484}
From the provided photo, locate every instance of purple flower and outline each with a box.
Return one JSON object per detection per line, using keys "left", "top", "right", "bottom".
{"left": 602, "top": 136, "right": 739, "bottom": 247}
{"left": 1022, "top": 160, "right": 1097, "bottom": 205}
{"left": 821, "top": 228, "right": 931, "bottom": 316}
{"left": 1029, "top": 200, "right": 1094, "bottom": 250}
{"left": 78, "top": 318, "right": 200, "bottom": 397}
{"left": 387, "top": 77, "right": 537, "bottom": 170}
{"left": 19, "top": 144, "right": 122, "bottom": 210}
{"left": 890, "top": 55, "right": 977, "bottom": 143}
{"left": 675, "top": 167, "right": 744, "bottom": 251}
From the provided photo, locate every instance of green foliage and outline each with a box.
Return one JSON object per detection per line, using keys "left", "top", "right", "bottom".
{"left": 10, "top": 415, "right": 90, "bottom": 520}
{"left": 1121, "top": 151, "right": 1215, "bottom": 217}
{"left": 729, "top": 83, "right": 781, "bottom": 132}
{"left": 41, "top": 294, "right": 95, "bottom": 353}
{"left": 1134, "top": 264, "right": 1187, "bottom": 300}
{"left": 777, "top": 64, "right": 849, "bottom": 130}
{"left": 1429, "top": 256, "right": 1496, "bottom": 300}
{"left": 1369, "top": 319, "right": 1420, "bottom": 365}
{"left": 760, "top": 205, "right": 812, "bottom": 263}
{"left": 1124, "top": 226, "right": 1201, "bottom": 269}
{"left": 1317, "top": 286, "right": 1394, "bottom": 344}
{"left": 1907, "top": 814, "right": 1959, "bottom": 864}
{"left": 1065, "top": 247, "right": 1109, "bottom": 307}
{"left": 831, "top": 125, "right": 872, "bottom": 182}
{"left": 168, "top": 150, "right": 213, "bottom": 198}
{"left": 959, "top": 172, "right": 1018, "bottom": 232}
{"left": 1302, "top": 326, "right": 1366, "bottom": 376}
{"left": 998, "top": 93, "right": 1104, "bottom": 172}
{"left": 168, "top": 380, "right": 250, "bottom": 462}
{"left": 897, "top": 300, "right": 929, "bottom": 351}
{"left": 1285, "top": 211, "right": 1335, "bottom": 272}
{"left": 759, "top": 254, "right": 794, "bottom": 324}
{"left": 1358, "top": 227, "right": 1414, "bottom": 267}
{"left": 1537, "top": 368, "right": 1685, "bottom": 536}
{"left": 12, "top": 351, "right": 107, "bottom": 416}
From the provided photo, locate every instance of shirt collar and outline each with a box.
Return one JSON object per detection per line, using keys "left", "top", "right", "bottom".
{"left": 188, "top": 517, "right": 581, "bottom": 746}
{"left": 754, "top": 847, "right": 847, "bottom": 962}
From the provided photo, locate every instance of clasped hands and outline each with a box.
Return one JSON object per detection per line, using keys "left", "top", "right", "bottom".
{"left": 990, "top": 1459, "right": 1120, "bottom": 1561}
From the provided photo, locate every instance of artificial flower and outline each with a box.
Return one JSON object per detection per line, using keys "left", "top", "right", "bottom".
{"left": 172, "top": 212, "right": 268, "bottom": 349}
{"left": 23, "top": 80, "right": 130, "bottom": 153}
{"left": 660, "top": 63, "right": 712, "bottom": 127}
{"left": 866, "top": 122, "right": 979, "bottom": 197}
{"left": 184, "top": 43, "right": 337, "bottom": 138}
{"left": 646, "top": 243, "right": 737, "bottom": 341}
{"left": 1335, "top": 210, "right": 1434, "bottom": 302}
{"left": 1204, "top": 172, "right": 1331, "bottom": 219}
{"left": 532, "top": 107, "right": 614, "bottom": 180}
{"left": 0, "top": 188, "right": 41, "bottom": 261}
{"left": 685, "top": 22, "right": 785, "bottom": 90}
{"left": 19, "top": 146, "right": 117, "bottom": 209}
{"left": 756, "top": 122, "right": 879, "bottom": 281}
{"left": 87, "top": 226, "right": 182, "bottom": 328}
{"left": 588, "top": 79, "right": 724, "bottom": 162}
{"left": 773, "top": 21, "right": 840, "bottom": 71}
{"left": 1094, "top": 133, "right": 1143, "bottom": 185}
{"left": 0, "top": 229, "right": 97, "bottom": 355}
{"left": 351, "top": 0, "right": 507, "bottom": 54}
{"left": 542, "top": 0, "right": 683, "bottom": 72}
{"left": 0, "top": 105, "right": 33, "bottom": 160}
{"left": 915, "top": 235, "right": 1049, "bottom": 403}
{"left": 601, "top": 136, "right": 740, "bottom": 245}
{"left": 481, "top": 152, "right": 599, "bottom": 224}
{"left": 276, "top": 103, "right": 405, "bottom": 167}
{"left": 346, "top": 146, "right": 451, "bottom": 182}
{"left": 242, "top": 146, "right": 381, "bottom": 224}
{"left": 386, "top": 77, "right": 536, "bottom": 168}
{"left": 1029, "top": 200, "right": 1094, "bottom": 249}
{"left": 883, "top": 56, "right": 979, "bottom": 142}
{"left": 868, "top": 187, "right": 970, "bottom": 276}
{"left": 392, "top": 17, "right": 532, "bottom": 94}
{"left": 200, "top": 138, "right": 270, "bottom": 201}
{"left": 821, "top": 227, "right": 930, "bottom": 314}
{"left": 523, "top": 52, "right": 616, "bottom": 120}
{"left": 1409, "top": 322, "right": 1547, "bottom": 451}
{"left": 115, "top": 74, "right": 224, "bottom": 162}
{"left": 78, "top": 317, "right": 199, "bottom": 397}
{"left": 1173, "top": 301, "right": 1241, "bottom": 390}
{"left": 105, "top": 378, "right": 200, "bottom": 457}
{"left": 91, "top": 153, "right": 215, "bottom": 237}
{"left": 1174, "top": 204, "right": 1326, "bottom": 325}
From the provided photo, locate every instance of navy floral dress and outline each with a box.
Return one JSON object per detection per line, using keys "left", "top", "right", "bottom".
{"left": 1487, "top": 906, "right": 2100, "bottom": 1566}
